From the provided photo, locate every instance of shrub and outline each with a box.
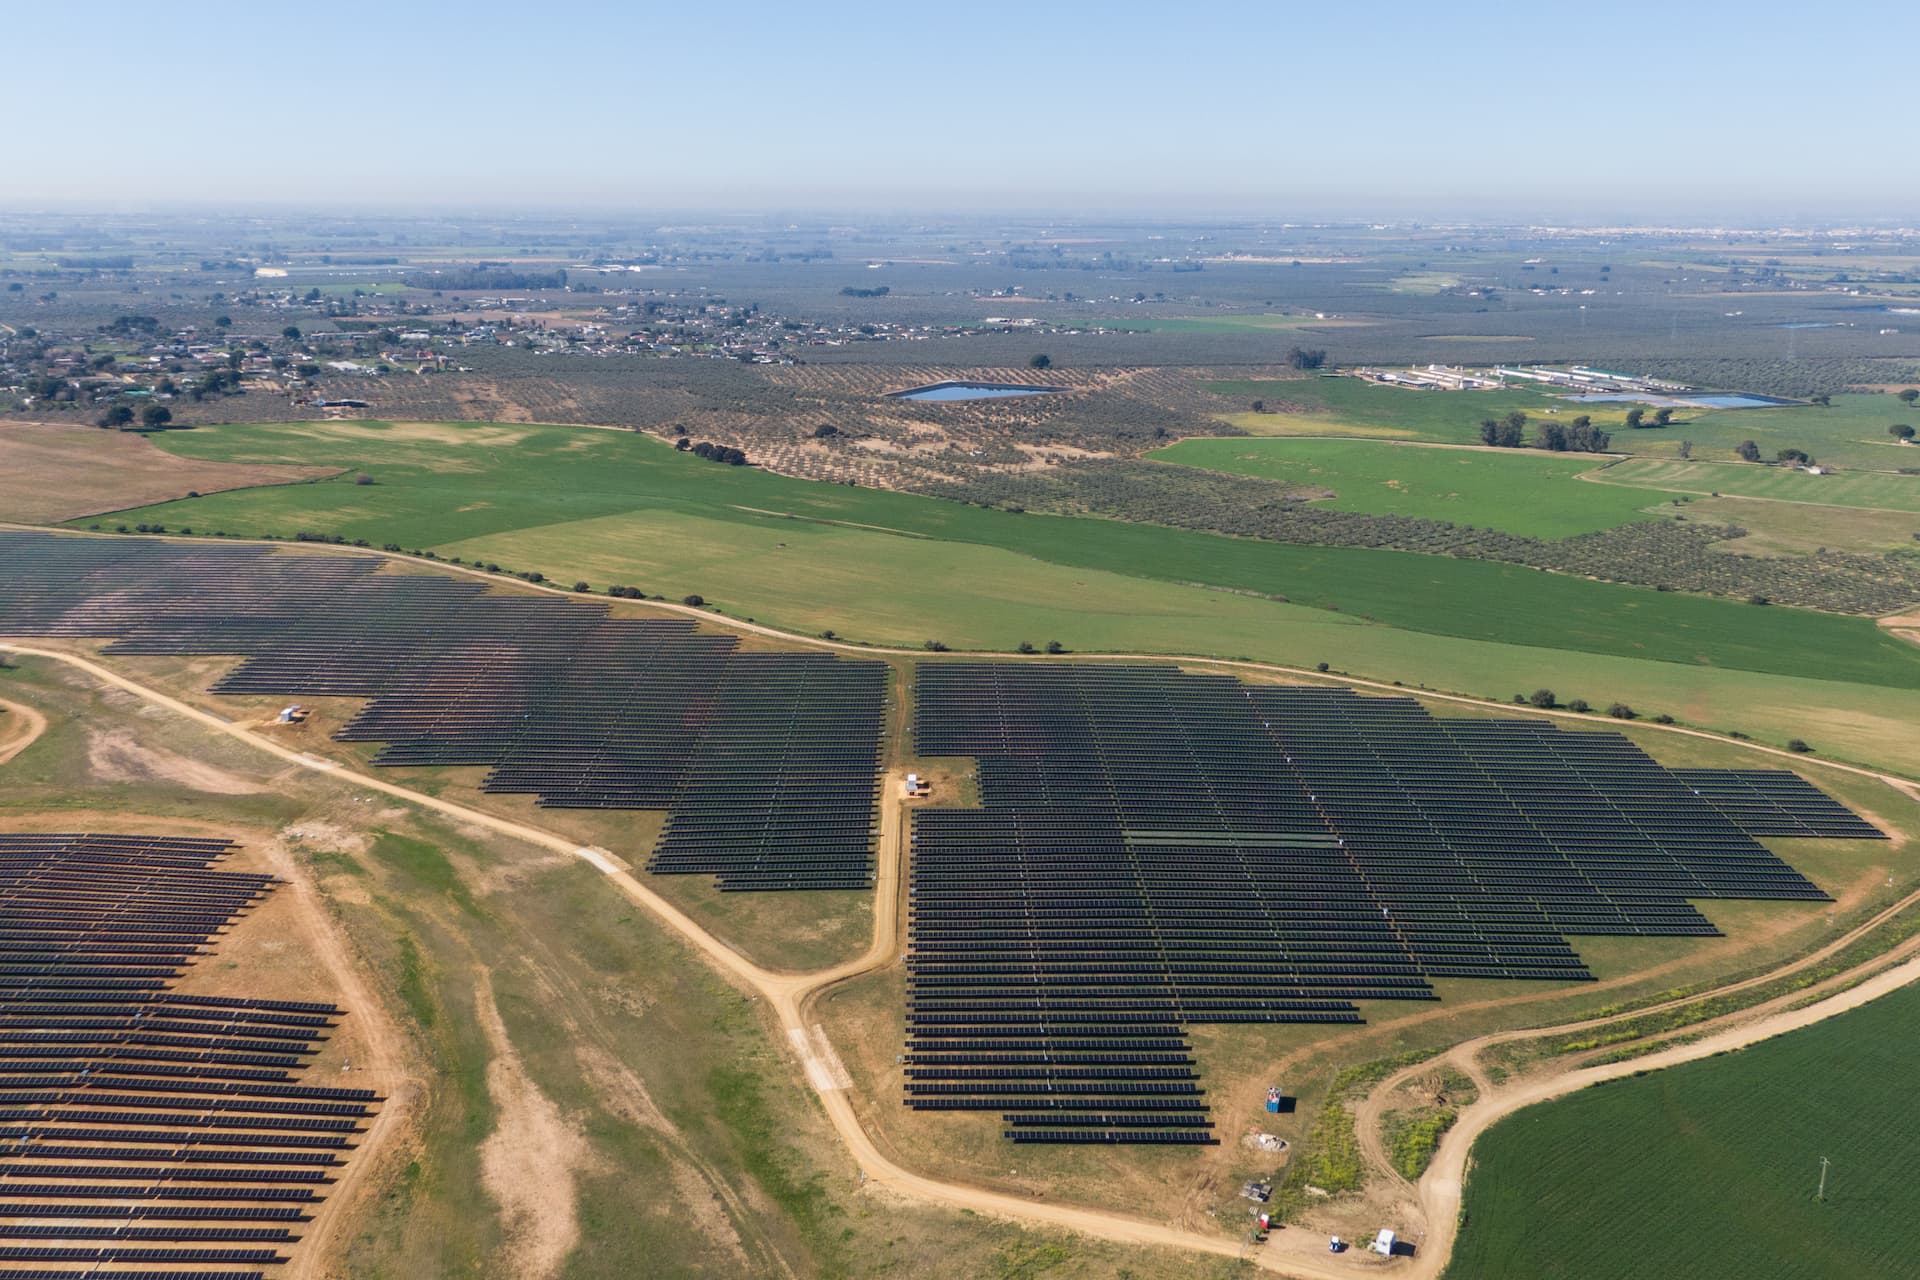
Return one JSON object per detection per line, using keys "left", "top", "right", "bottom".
{"left": 924, "top": 639, "right": 949, "bottom": 652}
{"left": 1567, "top": 698, "right": 1591, "bottom": 713}
{"left": 1787, "top": 738, "right": 1812, "bottom": 753}
{"left": 1017, "top": 641, "right": 1036, "bottom": 654}
{"left": 352, "top": 473, "right": 374, "bottom": 486}
{"left": 1529, "top": 689, "right": 1557, "bottom": 709}
{"left": 1045, "top": 640, "right": 1066, "bottom": 654}
{"left": 1653, "top": 714, "right": 1675, "bottom": 725}
{"left": 682, "top": 594, "right": 705, "bottom": 607}
{"left": 1607, "top": 703, "right": 1635, "bottom": 719}
{"left": 572, "top": 581, "right": 591, "bottom": 593}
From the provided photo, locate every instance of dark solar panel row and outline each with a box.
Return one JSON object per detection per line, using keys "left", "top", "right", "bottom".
{"left": 0, "top": 531, "right": 888, "bottom": 892}
{"left": 907, "top": 664, "right": 1878, "bottom": 1145}
{"left": 0, "top": 833, "right": 384, "bottom": 1262}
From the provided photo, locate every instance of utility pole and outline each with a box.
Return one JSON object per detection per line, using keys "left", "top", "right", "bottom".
{"left": 1816, "top": 1155, "right": 1830, "bottom": 1202}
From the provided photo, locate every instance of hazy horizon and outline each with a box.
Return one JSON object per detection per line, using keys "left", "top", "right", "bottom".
{"left": 7, "top": 0, "right": 1918, "bottom": 221}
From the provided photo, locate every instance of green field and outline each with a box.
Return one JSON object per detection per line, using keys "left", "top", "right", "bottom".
{"left": 65, "top": 420, "right": 1920, "bottom": 767}
{"left": 1206, "top": 380, "right": 1920, "bottom": 470}
{"left": 1597, "top": 456, "right": 1920, "bottom": 511}
{"left": 1449, "top": 978, "right": 1920, "bottom": 1280}
{"left": 1148, "top": 438, "right": 1661, "bottom": 538}
{"left": 1208, "top": 376, "right": 1586, "bottom": 441}
{"left": 1089, "top": 312, "right": 1368, "bottom": 334}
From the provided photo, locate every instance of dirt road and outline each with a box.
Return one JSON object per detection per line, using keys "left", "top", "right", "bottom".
{"left": 0, "top": 695, "right": 48, "bottom": 767}
{"left": 9, "top": 639, "right": 1920, "bottom": 1279}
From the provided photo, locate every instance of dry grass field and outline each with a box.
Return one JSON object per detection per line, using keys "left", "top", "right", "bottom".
{"left": 0, "top": 419, "right": 334, "bottom": 521}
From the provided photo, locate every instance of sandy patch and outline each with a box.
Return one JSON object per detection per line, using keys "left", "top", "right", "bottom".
{"left": 86, "top": 727, "right": 263, "bottom": 794}
{"left": 476, "top": 971, "right": 596, "bottom": 1280}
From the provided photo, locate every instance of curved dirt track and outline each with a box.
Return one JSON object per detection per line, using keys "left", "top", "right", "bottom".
{"left": 5, "top": 617, "right": 1918, "bottom": 1278}
{"left": 0, "top": 695, "right": 48, "bottom": 767}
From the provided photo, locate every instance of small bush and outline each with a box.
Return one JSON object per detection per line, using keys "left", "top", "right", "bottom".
{"left": 1653, "top": 713, "right": 1675, "bottom": 725}
{"left": 682, "top": 594, "right": 705, "bottom": 607}
{"left": 1787, "top": 738, "right": 1812, "bottom": 753}
{"left": 1567, "top": 698, "right": 1591, "bottom": 713}
{"left": 572, "top": 581, "right": 591, "bottom": 593}
{"left": 924, "top": 639, "right": 949, "bottom": 652}
{"left": 1607, "top": 703, "right": 1634, "bottom": 719}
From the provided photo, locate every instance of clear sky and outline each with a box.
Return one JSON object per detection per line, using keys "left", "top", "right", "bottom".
{"left": 6, "top": 0, "right": 1915, "bottom": 220}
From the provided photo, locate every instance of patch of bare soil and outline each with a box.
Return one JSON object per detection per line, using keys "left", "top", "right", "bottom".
{"left": 475, "top": 970, "right": 597, "bottom": 1280}
{"left": 1880, "top": 612, "right": 1920, "bottom": 648}
{"left": 0, "top": 420, "right": 332, "bottom": 522}
{"left": 86, "top": 726, "right": 263, "bottom": 793}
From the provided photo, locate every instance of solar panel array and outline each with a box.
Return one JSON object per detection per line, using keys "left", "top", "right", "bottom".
{"left": 0, "top": 532, "right": 887, "bottom": 892}
{"left": 907, "top": 665, "right": 1882, "bottom": 1145}
{"left": 0, "top": 833, "right": 381, "bottom": 1279}
{"left": 1670, "top": 769, "right": 1886, "bottom": 839}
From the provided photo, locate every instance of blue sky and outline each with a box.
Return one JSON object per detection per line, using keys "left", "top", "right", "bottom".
{"left": 6, "top": 0, "right": 1915, "bottom": 219}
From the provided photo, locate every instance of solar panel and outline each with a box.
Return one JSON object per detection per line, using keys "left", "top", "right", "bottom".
{"left": 905, "top": 665, "right": 1880, "bottom": 1144}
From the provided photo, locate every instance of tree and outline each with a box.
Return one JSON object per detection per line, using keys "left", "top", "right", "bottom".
{"left": 1777, "top": 447, "right": 1812, "bottom": 466}
{"left": 1890, "top": 424, "right": 1915, "bottom": 442}
{"left": 1787, "top": 738, "right": 1812, "bottom": 753}
{"left": 1607, "top": 702, "right": 1635, "bottom": 719}
{"left": 1016, "top": 641, "right": 1036, "bottom": 654}
{"left": 682, "top": 594, "right": 704, "bottom": 607}
{"left": 1653, "top": 407, "right": 1674, "bottom": 426}
{"left": 1250, "top": 400, "right": 1265, "bottom": 413}
{"left": 1624, "top": 407, "right": 1646, "bottom": 429}
{"left": 1045, "top": 640, "right": 1066, "bottom": 654}
{"left": 923, "top": 639, "right": 949, "bottom": 652}
{"left": 1898, "top": 388, "right": 1919, "bottom": 406}
{"left": 812, "top": 423, "right": 839, "bottom": 438}
{"left": 282, "top": 326, "right": 302, "bottom": 342}
{"left": 1735, "top": 439, "right": 1762, "bottom": 462}
{"left": 1287, "top": 346, "right": 1328, "bottom": 371}
{"left": 1566, "top": 698, "right": 1590, "bottom": 713}
{"left": 1811, "top": 394, "right": 1831, "bottom": 407}
{"left": 1678, "top": 439, "right": 1694, "bottom": 459}
{"left": 214, "top": 315, "right": 231, "bottom": 329}
{"left": 139, "top": 404, "right": 172, "bottom": 429}
{"left": 97, "top": 404, "right": 134, "bottom": 428}
{"left": 1028, "top": 353, "right": 1052, "bottom": 370}
{"left": 1529, "top": 688, "right": 1556, "bottom": 709}
{"left": 572, "top": 581, "right": 591, "bottom": 593}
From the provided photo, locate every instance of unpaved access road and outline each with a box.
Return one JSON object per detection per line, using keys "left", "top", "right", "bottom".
{"left": 9, "top": 640, "right": 1920, "bottom": 1279}
{"left": 0, "top": 695, "right": 48, "bottom": 767}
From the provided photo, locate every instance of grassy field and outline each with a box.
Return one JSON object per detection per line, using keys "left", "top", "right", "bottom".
{"left": 1205, "top": 380, "right": 1920, "bottom": 471}
{"left": 1146, "top": 438, "right": 1661, "bottom": 538}
{"left": 47, "top": 420, "right": 1920, "bottom": 768}
{"left": 1597, "top": 455, "right": 1920, "bottom": 511}
{"left": 82, "top": 421, "right": 1920, "bottom": 686}
{"left": 1448, "top": 977, "right": 1920, "bottom": 1280}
